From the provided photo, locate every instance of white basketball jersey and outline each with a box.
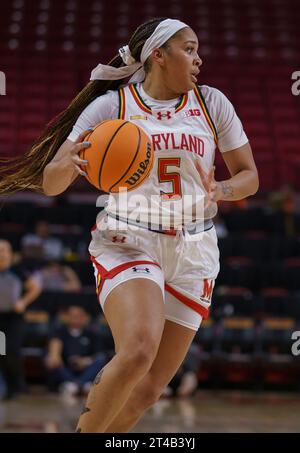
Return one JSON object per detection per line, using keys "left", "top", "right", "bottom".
{"left": 105, "top": 82, "right": 219, "bottom": 228}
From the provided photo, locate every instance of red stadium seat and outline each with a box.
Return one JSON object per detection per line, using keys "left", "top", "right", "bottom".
{"left": 0, "top": 0, "right": 299, "bottom": 192}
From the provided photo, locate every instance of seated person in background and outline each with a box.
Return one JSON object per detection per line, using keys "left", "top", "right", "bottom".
{"left": 163, "top": 343, "right": 201, "bottom": 398}
{"left": 40, "top": 261, "right": 81, "bottom": 292}
{"left": 214, "top": 213, "right": 228, "bottom": 239}
{"left": 0, "top": 239, "right": 41, "bottom": 400}
{"left": 92, "top": 315, "right": 115, "bottom": 362}
{"left": 45, "top": 305, "right": 106, "bottom": 396}
{"left": 21, "top": 220, "right": 64, "bottom": 262}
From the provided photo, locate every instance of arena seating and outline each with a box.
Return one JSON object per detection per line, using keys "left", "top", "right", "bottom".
{"left": 0, "top": 0, "right": 300, "bottom": 189}
{"left": 0, "top": 198, "right": 295, "bottom": 389}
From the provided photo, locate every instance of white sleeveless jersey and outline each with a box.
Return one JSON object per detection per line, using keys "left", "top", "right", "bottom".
{"left": 68, "top": 82, "right": 248, "bottom": 228}
{"left": 107, "top": 83, "right": 220, "bottom": 227}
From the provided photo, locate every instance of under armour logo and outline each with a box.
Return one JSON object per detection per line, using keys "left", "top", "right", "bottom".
{"left": 112, "top": 236, "right": 126, "bottom": 243}
{"left": 132, "top": 267, "right": 150, "bottom": 273}
{"left": 156, "top": 111, "right": 172, "bottom": 120}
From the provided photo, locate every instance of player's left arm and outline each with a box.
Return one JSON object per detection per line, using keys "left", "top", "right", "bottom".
{"left": 196, "top": 141, "right": 259, "bottom": 205}
{"left": 218, "top": 141, "right": 259, "bottom": 201}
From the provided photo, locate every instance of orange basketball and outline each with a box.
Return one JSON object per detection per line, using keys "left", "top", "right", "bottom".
{"left": 79, "top": 119, "right": 154, "bottom": 192}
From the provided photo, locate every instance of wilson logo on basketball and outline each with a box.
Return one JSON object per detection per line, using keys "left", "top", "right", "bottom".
{"left": 201, "top": 279, "right": 214, "bottom": 300}
{"left": 125, "top": 144, "right": 152, "bottom": 187}
{"left": 79, "top": 119, "right": 154, "bottom": 193}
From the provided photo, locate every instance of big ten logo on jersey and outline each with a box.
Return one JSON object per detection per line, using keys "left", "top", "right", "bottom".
{"left": 183, "top": 108, "right": 201, "bottom": 118}
{"left": 200, "top": 279, "right": 214, "bottom": 303}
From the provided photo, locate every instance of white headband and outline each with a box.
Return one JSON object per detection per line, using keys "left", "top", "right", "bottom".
{"left": 90, "top": 18, "right": 189, "bottom": 84}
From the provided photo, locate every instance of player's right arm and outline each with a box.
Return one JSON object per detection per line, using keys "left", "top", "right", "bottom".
{"left": 42, "top": 91, "right": 118, "bottom": 196}
{"left": 42, "top": 129, "right": 92, "bottom": 196}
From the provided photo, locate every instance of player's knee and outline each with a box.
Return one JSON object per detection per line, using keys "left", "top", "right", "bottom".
{"left": 118, "top": 337, "right": 158, "bottom": 378}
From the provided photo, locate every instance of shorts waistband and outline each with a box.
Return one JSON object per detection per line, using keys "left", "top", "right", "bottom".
{"left": 106, "top": 212, "right": 214, "bottom": 236}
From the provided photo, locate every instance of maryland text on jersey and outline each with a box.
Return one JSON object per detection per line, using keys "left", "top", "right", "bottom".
{"left": 151, "top": 132, "right": 204, "bottom": 156}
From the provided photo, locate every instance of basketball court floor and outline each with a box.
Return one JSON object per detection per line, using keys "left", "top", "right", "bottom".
{"left": 1, "top": 390, "right": 300, "bottom": 433}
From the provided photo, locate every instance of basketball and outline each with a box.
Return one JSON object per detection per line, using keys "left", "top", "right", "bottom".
{"left": 79, "top": 119, "right": 154, "bottom": 192}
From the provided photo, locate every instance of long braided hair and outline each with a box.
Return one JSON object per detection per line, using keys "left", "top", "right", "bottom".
{"left": 0, "top": 17, "right": 171, "bottom": 195}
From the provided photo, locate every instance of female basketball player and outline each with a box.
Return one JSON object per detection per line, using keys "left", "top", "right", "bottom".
{"left": 0, "top": 18, "right": 258, "bottom": 432}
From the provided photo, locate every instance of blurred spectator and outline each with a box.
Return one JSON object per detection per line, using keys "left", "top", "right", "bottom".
{"left": 268, "top": 184, "right": 297, "bottom": 235}
{"left": 218, "top": 198, "right": 248, "bottom": 214}
{"left": 163, "top": 343, "right": 201, "bottom": 398}
{"left": 0, "top": 239, "right": 42, "bottom": 400}
{"left": 21, "top": 220, "right": 64, "bottom": 261}
{"left": 214, "top": 213, "right": 228, "bottom": 238}
{"left": 45, "top": 306, "right": 107, "bottom": 396}
{"left": 268, "top": 184, "right": 296, "bottom": 213}
{"left": 91, "top": 315, "right": 115, "bottom": 362}
{"left": 39, "top": 261, "right": 81, "bottom": 292}
{"left": 0, "top": 373, "right": 6, "bottom": 399}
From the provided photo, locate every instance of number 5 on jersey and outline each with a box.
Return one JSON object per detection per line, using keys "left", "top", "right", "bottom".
{"left": 158, "top": 158, "right": 182, "bottom": 201}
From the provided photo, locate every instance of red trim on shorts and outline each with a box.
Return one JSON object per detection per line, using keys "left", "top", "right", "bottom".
{"left": 165, "top": 283, "right": 209, "bottom": 319}
{"left": 90, "top": 256, "right": 161, "bottom": 301}
{"left": 163, "top": 229, "right": 177, "bottom": 236}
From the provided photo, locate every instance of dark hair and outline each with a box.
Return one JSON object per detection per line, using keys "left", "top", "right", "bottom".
{"left": 0, "top": 17, "right": 170, "bottom": 195}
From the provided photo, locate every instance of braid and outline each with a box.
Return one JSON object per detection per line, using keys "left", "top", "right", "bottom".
{"left": 0, "top": 17, "right": 168, "bottom": 195}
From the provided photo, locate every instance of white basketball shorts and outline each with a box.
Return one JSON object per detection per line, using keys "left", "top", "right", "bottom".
{"left": 89, "top": 212, "right": 220, "bottom": 331}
